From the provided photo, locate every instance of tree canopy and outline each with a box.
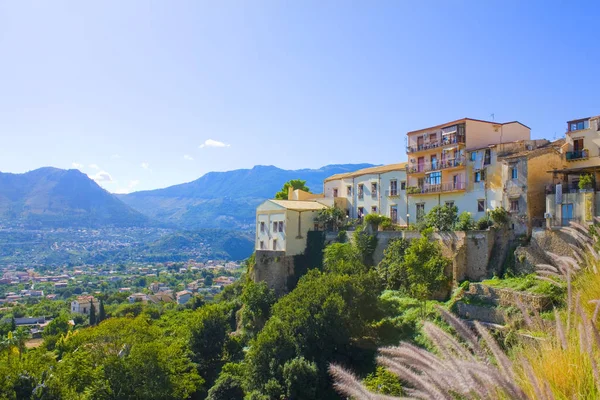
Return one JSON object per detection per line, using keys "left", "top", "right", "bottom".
{"left": 275, "top": 179, "right": 310, "bottom": 200}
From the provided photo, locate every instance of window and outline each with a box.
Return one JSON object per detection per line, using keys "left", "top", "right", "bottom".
{"left": 510, "top": 200, "right": 519, "bottom": 212}
{"left": 511, "top": 167, "right": 518, "bottom": 180}
{"left": 470, "top": 152, "right": 477, "bottom": 161}
{"left": 427, "top": 171, "right": 442, "bottom": 185}
{"left": 390, "top": 180, "right": 397, "bottom": 196}
{"left": 358, "top": 207, "right": 364, "bottom": 218}
{"left": 272, "top": 240, "right": 277, "bottom": 251}
{"left": 484, "top": 149, "right": 491, "bottom": 165}
{"left": 260, "top": 241, "right": 265, "bottom": 249}
{"left": 371, "top": 182, "right": 378, "bottom": 198}
{"left": 570, "top": 120, "right": 589, "bottom": 131}
{"left": 474, "top": 169, "right": 486, "bottom": 182}
{"left": 416, "top": 204, "right": 425, "bottom": 221}
{"left": 83, "top": 307, "right": 87, "bottom": 314}
{"left": 400, "top": 181, "right": 406, "bottom": 190}
{"left": 333, "top": 188, "right": 338, "bottom": 197}
{"left": 573, "top": 138, "right": 584, "bottom": 152}
{"left": 445, "top": 201, "right": 455, "bottom": 208}
{"left": 347, "top": 185, "right": 352, "bottom": 196}
{"left": 273, "top": 221, "right": 278, "bottom": 232}
{"left": 477, "top": 199, "right": 485, "bottom": 212}
{"left": 278, "top": 221, "right": 283, "bottom": 232}
{"left": 371, "top": 206, "right": 377, "bottom": 213}
{"left": 358, "top": 184, "right": 364, "bottom": 199}
{"left": 260, "top": 221, "right": 265, "bottom": 233}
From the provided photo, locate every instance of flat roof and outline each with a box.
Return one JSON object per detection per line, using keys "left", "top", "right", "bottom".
{"left": 324, "top": 162, "right": 408, "bottom": 182}
{"left": 407, "top": 118, "right": 530, "bottom": 135}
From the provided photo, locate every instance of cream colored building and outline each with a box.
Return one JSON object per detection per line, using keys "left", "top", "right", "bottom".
{"left": 255, "top": 199, "right": 326, "bottom": 255}
{"left": 71, "top": 295, "right": 99, "bottom": 315}
{"left": 323, "top": 163, "right": 409, "bottom": 226}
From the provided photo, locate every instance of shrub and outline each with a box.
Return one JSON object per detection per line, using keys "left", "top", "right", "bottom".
{"left": 579, "top": 173, "right": 594, "bottom": 190}
{"left": 424, "top": 205, "right": 458, "bottom": 231}
{"left": 455, "top": 212, "right": 474, "bottom": 231}
{"left": 489, "top": 207, "right": 509, "bottom": 227}
{"left": 336, "top": 230, "right": 347, "bottom": 243}
{"left": 475, "top": 217, "right": 491, "bottom": 230}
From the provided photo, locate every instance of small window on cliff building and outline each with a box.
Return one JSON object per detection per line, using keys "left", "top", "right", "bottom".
{"left": 260, "top": 222, "right": 265, "bottom": 233}
{"left": 272, "top": 239, "right": 277, "bottom": 251}
{"left": 477, "top": 199, "right": 485, "bottom": 212}
{"left": 278, "top": 221, "right": 283, "bottom": 232}
{"left": 510, "top": 200, "right": 519, "bottom": 212}
{"left": 260, "top": 241, "right": 265, "bottom": 249}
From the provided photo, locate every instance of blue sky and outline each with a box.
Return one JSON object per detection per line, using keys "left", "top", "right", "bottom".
{"left": 1, "top": 1, "right": 598, "bottom": 193}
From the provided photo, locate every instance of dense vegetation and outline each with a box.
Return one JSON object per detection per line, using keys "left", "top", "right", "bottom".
{"left": 0, "top": 219, "right": 451, "bottom": 399}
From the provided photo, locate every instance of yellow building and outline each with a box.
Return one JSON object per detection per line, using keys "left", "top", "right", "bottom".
{"left": 545, "top": 115, "right": 600, "bottom": 226}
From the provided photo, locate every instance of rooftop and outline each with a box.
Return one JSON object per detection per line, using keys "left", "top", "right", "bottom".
{"left": 324, "top": 162, "right": 408, "bottom": 182}
{"left": 269, "top": 199, "right": 328, "bottom": 211}
{"left": 407, "top": 118, "right": 530, "bottom": 135}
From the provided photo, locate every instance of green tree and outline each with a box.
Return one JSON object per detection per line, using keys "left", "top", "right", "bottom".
{"left": 315, "top": 206, "right": 346, "bottom": 231}
{"left": 424, "top": 204, "right": 458, "bottom": 231}
{"left": 401, "top": 229, "right": 451, "bottom": 304}
{"left": 206, "top": 373, "right": 245, "bottom": 400}
{"left": 363, "top": 366, "right": 403, "bottom": 395}
{"left": 376, "top": 238, "right": 411, "bottom": 289}
{"left": 353, "top": 228, "right": 378, "bottom": 267}
{"left": 455, "top": 211, "right": 475, "bottom": 231}
{"left": 240, "top": 281, "right": 276, "bottom": 336}
{"left": 275, "top": 179, "right": 310, "bottom": 200}
{"left": 89, "top": 300, "right": 96, "bottom": 326}
{"left": 98, "top": 299, "right": 106, "bottom": 323}
{"left": 283, "top": 357, "right": 318, "bottom": 400}
{"left": 322, "top": 242, "right": 366, "bottom": 275}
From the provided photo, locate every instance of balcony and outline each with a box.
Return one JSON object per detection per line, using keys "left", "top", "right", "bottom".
{"left": 566, "top": 150, "right": 589, "bottom": 161}
{"left": 407, "top": 157, "right": 466, "bottom": 174}
{"left": 406, "top": 135, "right": 465, "bottom": 154}
{"left": 407, "top": 181, "right": 466, "bottom": 195}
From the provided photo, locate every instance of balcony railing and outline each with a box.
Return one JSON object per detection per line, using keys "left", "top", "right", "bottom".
{"left": 406, "top": 135, "right": 465, "bottom": 153}
{"left": 407, "top": 181, "right": 466, "bottom": 195}
{"left": 545, "top": 182, "right": 600, "bottom": 194}
{"left": 385, "top": 189, "right": 399, "bottom": 197}
{"left": 566, "top": 150, "right": 589, "bottom": 161}
{"left": 408, "top": 157, "right": 466, "bottom": 174}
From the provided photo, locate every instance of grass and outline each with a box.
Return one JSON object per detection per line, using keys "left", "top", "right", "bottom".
{"left": 483, "top": 273, "right": 565, "bottom": 305}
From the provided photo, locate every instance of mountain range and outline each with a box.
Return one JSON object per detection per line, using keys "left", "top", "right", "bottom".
{"left": 0, "top": 163, "right": 374, "bottom": 230}
{"left": 117, "top": 163, "right": 374, "bottom": 230}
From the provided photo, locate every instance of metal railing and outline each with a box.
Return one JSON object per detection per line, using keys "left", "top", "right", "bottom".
{"left": 406, "top": 135, "right": 465, "bottom": 153}
{"left": 408, "top": 157, "right": 466, "bottom": 173}
{"left": 566, "top": 150, "right": 589, "bottom": 161}
{"left": 545, "top": 183, "right": 600, "bottom": 194}
{"left": 407, "top": 181, "right": 466, "bottom": 195}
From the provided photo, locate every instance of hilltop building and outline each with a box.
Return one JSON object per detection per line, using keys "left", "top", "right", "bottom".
{"left": 545, "top": 115, "right": 600, "bottom": 226}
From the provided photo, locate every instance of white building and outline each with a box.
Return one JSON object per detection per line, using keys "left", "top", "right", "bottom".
{"left": 71, "top": 296, "right": 99, "bottom": 315}
{"left": 176, "top": 290, "right": 193, "bottom": 305}
{"left": 323, "top": 163, "right": 409, "bottom": 225}
{"left": 255, "top": 199, "right": 327, "bottom": 255}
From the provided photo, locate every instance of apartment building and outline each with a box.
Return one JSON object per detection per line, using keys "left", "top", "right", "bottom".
{"left": 323, "top": 163, "right": 409, "bottom": 225}
{"left": 546, "top": 115, "right": 600, "bottom": 226}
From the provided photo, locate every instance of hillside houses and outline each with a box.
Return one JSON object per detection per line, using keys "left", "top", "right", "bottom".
{"left": 256, "top": 115, "right": 600, "bottom": 255}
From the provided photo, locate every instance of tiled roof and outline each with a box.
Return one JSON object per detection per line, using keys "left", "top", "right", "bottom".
{"left": 324, "top": 162, "right": 408, "bottom": 182}
{"left": 269, "top": 200, "right": 328, "bottom": 211}
{"left": 499, "top": 139, "right": 565, "bottom": 160}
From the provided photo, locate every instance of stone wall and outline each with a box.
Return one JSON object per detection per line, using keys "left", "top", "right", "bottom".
{"left": 252, "top": 250, "right": 296, "bottom": 296}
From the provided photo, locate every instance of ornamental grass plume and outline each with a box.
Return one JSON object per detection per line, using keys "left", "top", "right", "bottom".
{"left": 331, "top": 220, "right": 600, "bottom": 399}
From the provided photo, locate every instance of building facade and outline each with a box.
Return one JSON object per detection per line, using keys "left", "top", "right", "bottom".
{"left": 71, "top": 296, "right": 99, "bottom": 315}
{"left": 545, "top": 115, "right": 600, "bottom": 226}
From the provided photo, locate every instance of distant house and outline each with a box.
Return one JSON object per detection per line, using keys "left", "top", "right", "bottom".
{"left": 71, "top": 296, "right": 99, "bottom": 315}
{"left": 128, "top": 293, "right": 149, "bottom": 303}
{"left": 176, "top": 290, "right": 193, "bottom": 305}
{"left": 149, "top": 292, "right": 175, "bottom": 303}
{"left": 214, "top": 276, "right": 235, "bottom": 286}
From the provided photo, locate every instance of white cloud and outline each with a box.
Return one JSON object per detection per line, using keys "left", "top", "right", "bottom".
{"left": 199, "top": 139, "right": 230, "bottom": 148}
{"left": 141, "top": 162, "right": 150, "bottom": 170}
{"left": 113, "top": 180, "right": 140, "bottom": 194}
{"left": 89, "top": 170, "right": 113, "bottom": 183}
{"left": 89, "top": 164, "right": 100, "bottom": 170}
{"left": 72, "top": 162, "right": 84, "bottom": 169}
{"left": 183, "top": 154, "right": 194, "bottom": 161}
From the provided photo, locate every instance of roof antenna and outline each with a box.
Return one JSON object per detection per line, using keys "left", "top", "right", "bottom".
{"left": 490, "top": 113, "right": 495, "bottom": 121}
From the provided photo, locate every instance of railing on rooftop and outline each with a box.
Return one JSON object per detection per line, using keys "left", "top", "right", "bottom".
{"left": 406, "top": 135, "right": 465, "bottom": 154}
{"left": 545, "top": 182, "right": 600, "bottom": 194}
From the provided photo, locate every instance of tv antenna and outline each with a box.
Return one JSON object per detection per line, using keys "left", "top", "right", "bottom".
{"left": 490, "top": 113, "right": 495, "bottom": 121}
